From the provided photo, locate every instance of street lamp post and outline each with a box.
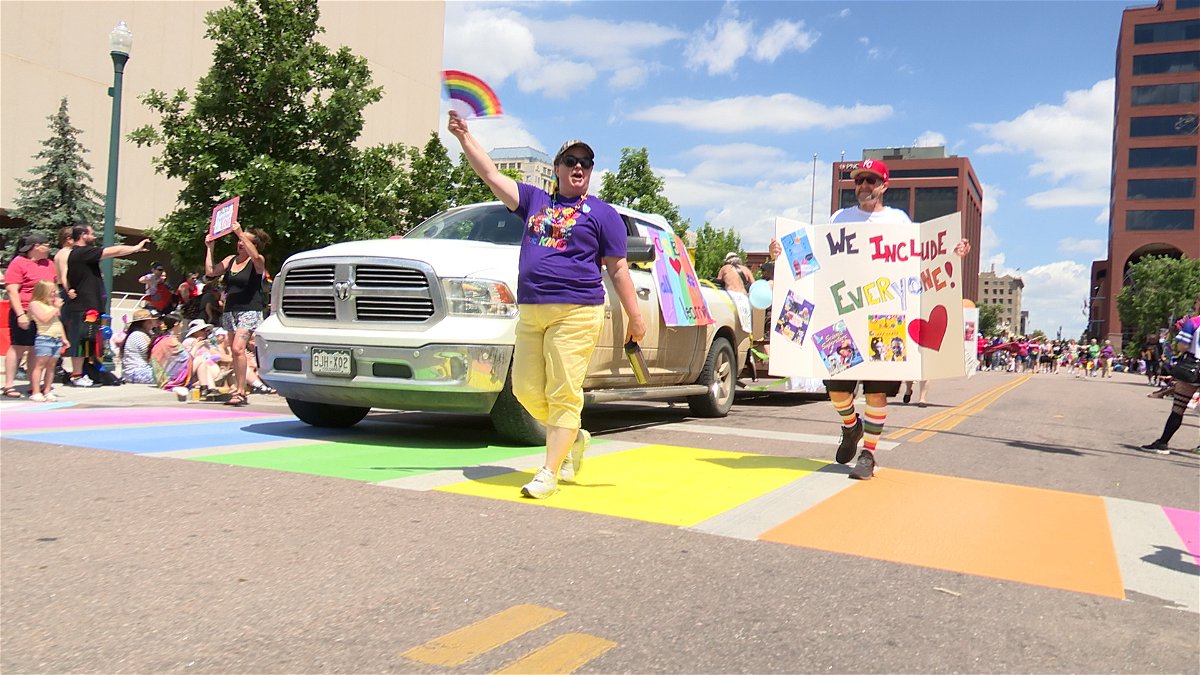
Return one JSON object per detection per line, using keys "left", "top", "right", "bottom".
{"left": 102, "top": 20, "right": 132, "bottom": 317}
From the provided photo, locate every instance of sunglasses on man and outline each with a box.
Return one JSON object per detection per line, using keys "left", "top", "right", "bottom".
{"left": 853, "top": 175, "right": 881, "bottom": 186}
{"left": 559, "top": 155, "right": 594, "bottom": 169}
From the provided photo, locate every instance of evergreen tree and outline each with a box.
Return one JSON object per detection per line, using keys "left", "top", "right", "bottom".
{"left": 599, "top": 147, "right": 689, "bottom": 239}
{"left": 7, "top": 97, "right": 105, "bottom": 255}
{"left": 129, "top": 0, "right": 411, "bottom": 269}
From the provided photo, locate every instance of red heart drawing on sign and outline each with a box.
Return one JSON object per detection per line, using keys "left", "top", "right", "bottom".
{"left": 669, "top": 257, "right": 682, "bottom": 274}
{"left": 909, "top": 304, "right": 948, "bottom": 350}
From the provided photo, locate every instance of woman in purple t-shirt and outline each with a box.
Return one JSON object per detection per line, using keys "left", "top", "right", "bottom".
{"left": 448, "top": 110, "right": 647, "bottom": 499}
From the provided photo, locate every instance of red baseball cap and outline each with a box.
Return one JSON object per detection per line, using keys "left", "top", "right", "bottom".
{"left": 850, "top": 158, "right": 889, "bottom": 183}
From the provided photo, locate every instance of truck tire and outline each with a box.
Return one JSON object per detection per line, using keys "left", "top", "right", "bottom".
{"left": 490, "top": 372, "right": 546, "bottom": 446}
{"left": 286, "top": 398, "right": 369, "bottom": 428}
{"left": 687, "top": 336, "right": 736, "bottom": 417}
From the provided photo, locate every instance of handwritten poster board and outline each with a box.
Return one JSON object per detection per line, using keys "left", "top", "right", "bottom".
{"left": 642, "top": 227, "right": 714, "bottom": 327}
{"left": 207, "top": 197, "right": 240, "bottom": 241}
{"left": 769, "top": 213, "right": 965, "bottom": 381}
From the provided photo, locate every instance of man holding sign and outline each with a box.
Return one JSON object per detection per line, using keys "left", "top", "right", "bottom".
{"left": 771, "top": 158, "right": 970, "bottom": 479}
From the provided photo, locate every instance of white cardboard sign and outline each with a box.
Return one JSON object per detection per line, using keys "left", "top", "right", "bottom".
{"left": 768, "top": 213, "right": 965, "bottom": 381}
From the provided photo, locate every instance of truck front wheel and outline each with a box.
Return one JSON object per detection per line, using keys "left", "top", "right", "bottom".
{"left": 286, "top": 398, "right": 370, "bottom": 428}
{"left": 490, "top": 373, "right": 546, "bottom": 446}
{"left": 687, "top": 336, "right": 736, "bottom": 417}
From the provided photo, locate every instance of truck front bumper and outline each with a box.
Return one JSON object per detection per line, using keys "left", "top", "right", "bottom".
{"left": 256, "top": 337, "right": 513, "bottom": 414}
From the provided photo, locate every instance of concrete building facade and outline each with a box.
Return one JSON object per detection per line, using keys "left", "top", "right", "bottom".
{"left": 832, "top": 146, "right": 983, "bottom": 303}
{"left": 2, "top": 1, "right": 445, "bottom": 263}
{"left": 489, "top": 146, "right": 554, "bottom": 193}
{"left": 1091, "top": 0, "right": 1199, "bottom": 346}
{"left": 979, "top": 265, "right": 1026, "bottom": 336}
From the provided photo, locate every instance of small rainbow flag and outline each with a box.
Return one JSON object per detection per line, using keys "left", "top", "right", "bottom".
{"left": 442, "top": 69, "right": 503, "bottom": 118}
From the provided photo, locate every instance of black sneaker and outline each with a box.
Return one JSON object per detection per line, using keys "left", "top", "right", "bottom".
{"left": 836, "top": 418, "right": 863, "bottom": 464}
{"left": 849, "top": 449, "right": 876, "bottom": 480}
{"left": 1139, "top": 440, "right": 1170, "bottom": 455}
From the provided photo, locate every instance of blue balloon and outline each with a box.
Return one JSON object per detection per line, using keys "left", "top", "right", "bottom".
{"left": 748, "top": 279, "right": 773, "bottom": 309}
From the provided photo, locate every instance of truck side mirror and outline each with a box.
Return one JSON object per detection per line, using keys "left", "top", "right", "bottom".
{"left": 626, "top": 236, "right": 656, "bottom": 263}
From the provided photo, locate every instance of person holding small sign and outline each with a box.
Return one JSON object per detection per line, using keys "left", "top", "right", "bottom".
{"left": 771, "top": 158, "right": 970, "bottom": 479}
{"left": 448, "top": 109, "right": 646, "bottom": 500}
{"left": 204, "top": 220, "right": 270, "bottom": 407}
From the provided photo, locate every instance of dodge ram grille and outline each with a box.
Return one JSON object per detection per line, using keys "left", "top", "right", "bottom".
{"left": 279, "top": 262, "right": 436, "bottom": 323}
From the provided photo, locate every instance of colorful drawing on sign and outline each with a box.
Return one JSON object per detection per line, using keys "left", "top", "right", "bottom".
{"left": 812, "top": 321, "right": 863, "bottom": 376}
{"left": 643, "top": 227, "right": 713, "bottom": 327}
{"left": 774, "top": 292, "right": 814, "bottom": 345}
{"left": 909, "top": 304, "right": 949, "bottom": 350}
{"left": 868, "top": 314, "right": 906, "bottom": 362}
{"left": 208, "top": 197, "right": 239, "bottom": 241}
{"left": 781, "top": 229, "right": 821, "bottom": 279}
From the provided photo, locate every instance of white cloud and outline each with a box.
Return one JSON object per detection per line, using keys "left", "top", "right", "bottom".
{"left": 630, "top": 94, "right": 893, "bottom": 133}
{"left": 753, "top": 20, "right": 819, "bottom": 62}
{"left": 685, "top": 5, "right": 752, "bottom": 75}
{"left": 444, "top": 5, "right": 683, "bottom": 96}
{"left": 660, "top": 151, "right": 833, "bottom": 251}
{"left": 973, "top": 79, "right": 1115, "bottom": 210}
{"left": 686, "top": 6, "right": 817, "bottom": 75}
{"left": 981, "top": 182, "right": 1003, "bottom": 217}
{"left": 680, "top": 143, "right": 810, "bottom": 180}
{"left": 1020, "top": 260, "right": 1091, "bottom": 336}
{"left": 913, "top": 130, "right": 946, "bottom": 147}
{"left": 1057, "top": 237, "right": 1105, "bottom": 255}
{"left": 1094, "top": 207, "right": 1109, "bottom": 225}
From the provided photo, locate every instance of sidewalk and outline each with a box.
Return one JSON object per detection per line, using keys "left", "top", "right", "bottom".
{"left": 2, "top": 374, "right": 287, "bottom": 409}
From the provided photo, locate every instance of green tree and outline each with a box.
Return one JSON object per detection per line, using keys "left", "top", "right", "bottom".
{"left": 978, "top": 302, "right": 1004, "bottom": 337}
{"left": 692, "top": 221, "right": 741, "bottom": 280}
{"left": 129, "top": 0, "right": 409, "bottom": 270}
{"left": 1117, "top": 254, "right": 1200, "bottom": 343}
{"left": 450, "top": 152, "right": 521, "bottom": 207}
{"left": 399, "top": 133, "right": 454, "bottom": 228}
{"left": 7, "top": 97, "right": 106, "bottom": 256}
{"left": 598, "top": 147, "right": 689, "bottom": 239}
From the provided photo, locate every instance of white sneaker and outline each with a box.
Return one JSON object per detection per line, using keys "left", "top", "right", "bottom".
{"left": 30, "top": 393, "right": 46, "bottom": 402}
{"left": 45, "top": 393, "right": 60, "bottom": 402}
{"left": 520, "top": 467, "right": 558, "bottom": 499}
{"left": 559, "top": 429, "right": 590, "bottom": 482}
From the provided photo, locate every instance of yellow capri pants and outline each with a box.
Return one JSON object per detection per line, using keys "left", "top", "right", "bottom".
{"left": 512, "top": 303, "right": 605, "bottom": 430}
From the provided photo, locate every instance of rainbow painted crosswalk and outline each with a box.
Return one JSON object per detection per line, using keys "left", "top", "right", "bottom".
{"left": 2, "top": 403, "right": 1196, "bottom": 611}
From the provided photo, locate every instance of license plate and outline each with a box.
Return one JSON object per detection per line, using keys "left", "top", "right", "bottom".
{"left": 311, "top": 347, "right": 353, "bottom": 377}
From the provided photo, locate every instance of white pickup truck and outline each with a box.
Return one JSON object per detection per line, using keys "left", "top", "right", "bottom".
{"left": 255, "top": 201, "right": 750, "bottom": 444}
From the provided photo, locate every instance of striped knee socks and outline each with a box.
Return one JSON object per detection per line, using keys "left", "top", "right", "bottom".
{"left": 862, "top": 404, "right": 887, "bottom": 452}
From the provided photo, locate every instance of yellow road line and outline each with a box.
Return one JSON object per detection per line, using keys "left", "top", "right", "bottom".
{"left": 494, "top": 633, "right": 618, "bottom": 675}
{"left": 402, "top": 604, "right": 565, "bottom": 667}
{"left": 888, "top": 375, "right": 1033, "bottom": 443}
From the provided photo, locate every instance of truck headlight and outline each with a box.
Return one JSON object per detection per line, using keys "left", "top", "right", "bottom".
{"left": 441, "top": 278, "right": 518, "bottom": 317}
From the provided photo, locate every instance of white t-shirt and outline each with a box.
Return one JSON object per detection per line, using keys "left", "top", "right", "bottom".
{"left": 829, "top": 205, "right": 912, "bottom": 225}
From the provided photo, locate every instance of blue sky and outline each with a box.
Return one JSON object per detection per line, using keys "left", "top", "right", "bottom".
{"left": 440, "top": 1, "right": 1133, "bottom": 336}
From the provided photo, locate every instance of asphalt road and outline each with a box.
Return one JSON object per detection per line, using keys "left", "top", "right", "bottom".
{"left": 2, "top": 369, "right": 1197, "bottom": 673}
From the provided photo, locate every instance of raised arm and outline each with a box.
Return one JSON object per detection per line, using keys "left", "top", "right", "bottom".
{"left": 602, "top": 255, "right": 647, "bottom": 344}
{"left": 205, "top": 238, "right": 229, "bottom": 278}
{"left": 101, "top": 238, "right": 149, "bottom": 260}
{"left": 447, "top": 110, "right": 519, "bottom": 210}
{"left": 231, "top": 221, "right": 267, "bottom": 275}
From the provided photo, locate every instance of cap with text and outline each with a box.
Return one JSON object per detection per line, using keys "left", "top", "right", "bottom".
{"left": 850, "top": 158, "right": 889, "bottom": 183}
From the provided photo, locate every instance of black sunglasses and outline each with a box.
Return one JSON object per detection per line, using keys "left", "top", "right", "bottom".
{"left": 559, "top": 155, "right": 594, "bottom": 169}
{"left": 854, "top": 175, "right": 881, "bottom": 186}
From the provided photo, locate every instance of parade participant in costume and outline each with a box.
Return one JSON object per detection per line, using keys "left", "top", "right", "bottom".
{"left": 448, "top": 109, "right": 646, "bottom": 499}
{"left": 204, "top": 221, "right": 269, "bottom": 406}
{"left": 770, "top": 158, "right": 970, "bottom": 479}
{"left": 1141, "top": 295, "right": 1200, "bottom": 454}
{"left": 4, "top": 233, "right": 57, "bottom": 398}
{"left": 26, "top": 280, "right": 69, "bottom": 402}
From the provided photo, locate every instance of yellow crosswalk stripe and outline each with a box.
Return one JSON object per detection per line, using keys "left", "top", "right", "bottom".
{"left": 494, "top": 633, "right": 618, "bottom": 675}
{"left": 887, "top": 375, "right": 1032, "bottom": 442}
{"left": 402, "top": 604, "right": 566, "bottom": 667}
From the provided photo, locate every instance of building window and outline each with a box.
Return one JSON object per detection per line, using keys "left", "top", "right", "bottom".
{"left": 1132, "top": 51, "right": 1200, "bottom": 75}
{"left": 1129, "top": 145, "right": 1198, "bottom": 167}
{"left": 1126, "top": 209, "right": 1196, "bottom": 230}
{"left": 887, "top": 168, "right": 960, "bottom": 178}
{"left": 883, "top": 187, "right": 910, "bottom": 214}
{"left": 912, "top": 186, "right": 957, "bottom": 222}
{"left": 1130, "top": 114, "right": 1199, "bottom": 137}
{"left": 1131, "top": 82, "right": 1200, "bottom": 106}
{"left": 839, "top": 188, "right": 857, "bottom": 210}
{"left": 1179, "top": 0, "right": 1199, "bottom": 8}
{"left": 1133, "top": 19, "right": 1200, "bottom": 44}
{"left": 1127, "top": 178, "right": 1196, "bottom": 200}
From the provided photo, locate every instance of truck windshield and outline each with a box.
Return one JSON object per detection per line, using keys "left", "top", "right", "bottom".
{"left": 405, "top": 204, "right": 525, "bottom": 245}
